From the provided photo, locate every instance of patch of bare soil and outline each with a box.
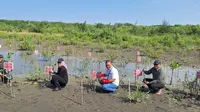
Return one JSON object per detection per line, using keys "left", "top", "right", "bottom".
{"left": 0, "top": 76, "right": 200, "bottom": 112}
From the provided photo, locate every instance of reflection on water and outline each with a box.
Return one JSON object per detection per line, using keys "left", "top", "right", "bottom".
{"left": 0, "top": 49, "right": 199, "bottom": 84}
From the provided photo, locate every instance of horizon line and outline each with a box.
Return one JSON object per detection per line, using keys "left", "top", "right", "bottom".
{"left": 0, "top": 18, "right": 200, "bottom": 26}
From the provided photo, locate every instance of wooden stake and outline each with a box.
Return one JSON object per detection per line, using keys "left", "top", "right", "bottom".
{"left": 128, "top": 78, "right": 131, "bottom": 103}
{"left": 81, "top": 75, "right": 84, "bottom": 105}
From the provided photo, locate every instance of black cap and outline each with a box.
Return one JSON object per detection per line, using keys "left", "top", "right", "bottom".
{"left": 57, "top": 58, "right": 64, "bottom": 63}
{"left": 0, "top": 54, "right": 3, "bottom": 58}
{"left": 154, "top": 60, "right": 161, "bottom": 65}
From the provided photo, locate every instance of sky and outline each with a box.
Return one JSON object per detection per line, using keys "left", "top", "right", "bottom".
{"left": 0, "top": 0, "right": 200, "bottom": 25}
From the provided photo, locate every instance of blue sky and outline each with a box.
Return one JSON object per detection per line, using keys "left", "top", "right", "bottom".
{"left": 0, "top": 0, "right": 200, "bottom": 25}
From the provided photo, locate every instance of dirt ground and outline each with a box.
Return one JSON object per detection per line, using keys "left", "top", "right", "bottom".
{"left": 0, "top": 76, "right": 200, "bottom": 112}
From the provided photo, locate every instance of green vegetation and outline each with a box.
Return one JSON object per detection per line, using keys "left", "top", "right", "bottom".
{"left": 169, "top": 61, "right": 182, "bottom": 85}
{"left": 0, "top": 19, "right": 200, "bottom": 58}
{"left": 19, "top": 36, "right": 35, "bottom": 51}
{"left": 128, "top": 85, "right": 149, "bottom": 103}
{"left": 26, "top": 73, "right": 41, "bottom": 81}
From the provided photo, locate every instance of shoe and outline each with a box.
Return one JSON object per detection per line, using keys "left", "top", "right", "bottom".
{"left": 52, "top": 87, "right": 61, "bottom": 91}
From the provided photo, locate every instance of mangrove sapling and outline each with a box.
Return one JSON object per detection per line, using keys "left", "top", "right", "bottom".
{"left": 169, "top": 61, "right": 181, "bottom": 85}
{"left": 182, "top": 72, "right": 189, "bottom": 92}
{"left": 127, "top": 82, "right": 149, "bottom": 103}
{"left": 86, "top": 51, "right": 96, "bottom": 91}
{"left": 41, "top": 50, "right": 54, "bottom": 61}
{"left": 181, "top": 72, "right": 200, "bottom": 99}
{"left": 2, "top": 53, "right": 15, "bottom": 97}
{"left": 26, "top": 73, "right": 41, "bottom": 82}
{"left": 79, "top": 58, "right": 91, "bottom": 105}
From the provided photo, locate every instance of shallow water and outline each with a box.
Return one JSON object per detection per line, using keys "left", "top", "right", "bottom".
{"left": 0, "top": 49, "right": 199, "bottom": 84}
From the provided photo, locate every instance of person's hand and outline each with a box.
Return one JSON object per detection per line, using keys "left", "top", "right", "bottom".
{"left": 49, "top": 69, "right": 54, "bottom": 73}
{"left": 0, "top": 73, "right": 6, "bottom": 77}
{"left": 144, "top": 80, "right": 149, "bottom": 84}
{"left": 97, "top": 72, "right": 106, "bottom": 78}
{"left": 142, "top": 69, "right": 145, "bottom": 72}
{"left": 97, "top": 72, "right": 101, "bottom": 78}
{"left": 101, "top": 78, "right": 111, "bottom": 84}
{"left": 8, "top": 69, "right": 12, "bottom": 73}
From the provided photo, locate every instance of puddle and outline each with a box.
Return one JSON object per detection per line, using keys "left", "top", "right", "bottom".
{"left": 0, "top": 49, "right": 199, "bottom": 84}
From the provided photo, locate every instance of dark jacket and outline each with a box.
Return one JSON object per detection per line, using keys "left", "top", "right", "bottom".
{"left": 144, "top": 67, "right": 165, "bottom": 84}
{"left": 0, "top": 60, "right": 8, "bottom": 74}
{"left": 54, "top": 66, "right": 68, "bottom": 83}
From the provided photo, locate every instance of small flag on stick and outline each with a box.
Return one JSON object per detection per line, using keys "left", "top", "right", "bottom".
{"left": 137, "top": 56, "right": 141, "bottom": 63}
{"left": 91, "top": 70, "right": 97, "bottom": 79}
{"left": 45, "top": 66, "right": 54, "bottom": 74}
{"left": 134, "top": 70, "right": 143, "bottom": 76}
{"left": 34, "top": 50, "right": 38, "bottom": 55}
{"left": 88, "top": 52, "right": 92, "bottom": 57}
{"left": 197, "top": 71, "right": 200, "bottom": 79}
{"left": 4, "top": 62, "right": 14, "bottom": 71}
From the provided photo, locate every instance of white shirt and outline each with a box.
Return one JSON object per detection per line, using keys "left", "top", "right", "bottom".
{"left": 104, "top": 66, "right": 119, "bottom": 86}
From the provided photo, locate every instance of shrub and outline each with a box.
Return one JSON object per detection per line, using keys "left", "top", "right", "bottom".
{"left": 26, "top": 73, "right": 41, "bottom": 81}
{"left": 19, "top": 39, "right": 35, "bottom": 51}
{"left": 128, "top": 86, "right": 149, "bottom": 103}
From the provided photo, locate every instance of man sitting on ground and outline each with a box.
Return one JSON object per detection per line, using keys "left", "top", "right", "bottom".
{"left": 97, "top": 60, "right": 119, "bottom": 93}
{"left": 142, "top": 60, "right": 165, "bottom": 95}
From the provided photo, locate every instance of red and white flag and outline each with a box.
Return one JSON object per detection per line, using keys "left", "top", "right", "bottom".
{"left": 4, "top": 62, "right": 14, "bottom": 71}
{"left": 34, "top": 50, "right": 38, "bottom": 55}
{"left": 137, "top": 56, "right": 141, "bottom": 63}
{"left": 88, "top": 52, "right": 92, "bottom": 57}
{"left": 91, "top": 70, "right": 97, "bottom": 79}
{"left": 134, "top": 70, "right": 142, "bottom": 76}
{"left": 45, "top": 66, "right": 54, "bottom": 74}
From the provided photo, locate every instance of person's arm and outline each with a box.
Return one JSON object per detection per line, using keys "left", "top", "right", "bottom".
{"left": 103, "top": 69, "right": 118, "bottom": 83}
{"left": 0, "top": 70, "right": 8, "bottom": 76}
{"left": 148, "top": 80, "right": 158, "bottom": 84}
{"left": 0, "top": 68, "right": 8, "bottom": 75}
{"left": 143, "top": 67, "right": 153, "bottom": 75}
{"left": 52, "top": 67, "right": 60, "bottom": 75}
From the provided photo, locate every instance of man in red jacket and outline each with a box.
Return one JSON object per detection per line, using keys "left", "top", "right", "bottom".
{"left": 97, "top": 60, "right": 119, "bottom": 92}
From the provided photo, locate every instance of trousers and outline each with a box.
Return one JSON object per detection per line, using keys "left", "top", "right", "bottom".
{"left": 102, "top": 83, "right": 118, "bottom": 92}
{"left": 50, "top": 75, "right": 67, "bottom": 88}
{"left": 0, "top": 76, "right": 8, "bottom": 83}
{"left": 143, "top": 78, "right": 164, "bottom": 92}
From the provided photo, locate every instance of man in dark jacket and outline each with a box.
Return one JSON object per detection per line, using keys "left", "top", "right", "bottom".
{"left": 142, "top": 60, "right": 165, "bottom": 95}
{"left": 50, "top": 58, "right": 68, "bottom": 91}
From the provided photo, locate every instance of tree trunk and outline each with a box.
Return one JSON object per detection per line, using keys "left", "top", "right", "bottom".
{"left": 170, "top": 70, "right": 174, "bottom": 85}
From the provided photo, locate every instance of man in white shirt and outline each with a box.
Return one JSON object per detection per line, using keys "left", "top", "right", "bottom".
{"left": 97, "top": 60, "right": 119, "bottom": 92}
